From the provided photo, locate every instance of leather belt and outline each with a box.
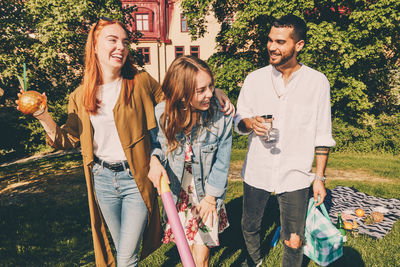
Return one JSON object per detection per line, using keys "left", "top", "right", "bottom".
{"left": 93, "top": 155, "right": 129, "bottom": 172}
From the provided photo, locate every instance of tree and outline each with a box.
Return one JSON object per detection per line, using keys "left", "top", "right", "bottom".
{"left": 181, "top": 0, "right": 400, "bottom": 122}
{"left": 0, "top": 0, "right": 139, "bottom": 161}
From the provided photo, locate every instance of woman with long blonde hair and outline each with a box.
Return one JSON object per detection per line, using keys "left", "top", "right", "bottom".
{"left": 17, "top": 18, "right": 233, "bottom": 266}
{"left": 148, "top": 56, "right": 232, "bottom": 267}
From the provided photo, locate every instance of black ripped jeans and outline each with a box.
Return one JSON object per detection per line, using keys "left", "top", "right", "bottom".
{"left": 241, "top": 182, "right": 309, "bottom": 267}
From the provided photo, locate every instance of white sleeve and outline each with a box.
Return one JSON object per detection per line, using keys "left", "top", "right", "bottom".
{"left": 233, "top": 75, "right": 255, "bottom": 135}
{"left": 315, "top": 76, "right": 336, "bottom": 147}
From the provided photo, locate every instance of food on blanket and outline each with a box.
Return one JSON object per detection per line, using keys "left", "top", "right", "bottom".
{"left": 342, "top": 213, "right": 355, "bottom": 221}
{"left": 364, "top": 214, "right": 375, "bottom": 225}
{"left": 355, "top": 208, "right": 365, "bottom": 217}
{"left": 343, "top": 221, "right": 353, "bottom": 230}
{"left": 364, "top": 212, "right": 384, "bottom": 225}
{"left": 352, "top": 220, "right": 358, "bottom": 229}
{"left": 371, "top": 212, "right": 384, "bottom": 223}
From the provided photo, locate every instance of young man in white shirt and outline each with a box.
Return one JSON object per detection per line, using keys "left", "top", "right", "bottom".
{"left": 234, "top": 14, "right": 335, "bottom": 267}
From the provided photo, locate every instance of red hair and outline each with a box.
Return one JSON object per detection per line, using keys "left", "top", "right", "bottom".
{"left": 82, "top": 18, "right": 138, "bottom": 114}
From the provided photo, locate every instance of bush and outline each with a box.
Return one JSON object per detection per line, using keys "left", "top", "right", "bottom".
{"left": 232, "top": 131, "right": 248, "bottom": 149}
{"left": 0, "top": 97, "right": 68, "bottom": 163}
{"left": 332, "top": 114, "right": 400, "bottom": 154}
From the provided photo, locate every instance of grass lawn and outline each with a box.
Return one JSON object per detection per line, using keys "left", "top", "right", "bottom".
{"left": 0, "top": 150, "right": 399, "bottom": 266}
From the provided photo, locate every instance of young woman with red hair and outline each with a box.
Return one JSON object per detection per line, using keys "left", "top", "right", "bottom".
{"left": 17, "top": 18, "right": 233, "bottom": 266}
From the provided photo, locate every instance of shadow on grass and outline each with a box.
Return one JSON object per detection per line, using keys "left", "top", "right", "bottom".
{"left": 302, "top": 246, "right": 365, "bottom": 267}
{"left": 0, "top": 164, "right": 95, "bottom": 266}
{"left": 212, "top": 193, "right": 280, "bottom": 266}
{"left": 161, "top": 246, "right": 181, "bottom": 267}
{"left": 150, "top": 185, "right": 281, "bottom": 267}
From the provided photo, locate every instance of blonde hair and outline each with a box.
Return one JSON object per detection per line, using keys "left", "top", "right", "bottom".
{"left": 161, "top": 55, "right": 216, "bottom": 152}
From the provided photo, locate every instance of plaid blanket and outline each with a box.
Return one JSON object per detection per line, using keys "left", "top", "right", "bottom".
{"left": 324, "top": 186, "right": 400, "bottom": 239}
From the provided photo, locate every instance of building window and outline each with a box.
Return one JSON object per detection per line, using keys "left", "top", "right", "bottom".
{"left": 190, "top": 46, "right": 200, "bottom": 58}
{"left": 175, "top": 46, "right": 184, "bottom": 58}
{"left": 136, "top": 14, "right": 149, "bottom": 31}
{"left": 137, "top": 47, "right": 150, "bottom": 64}
{"left": 181, "top": 14, "right": 189, "bottom": 32}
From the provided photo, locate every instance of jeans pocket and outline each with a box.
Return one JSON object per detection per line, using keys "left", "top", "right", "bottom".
{"left": 127, "top": 168, "right": 134, "bottom": 179}
{"left": 92, "top": 163, "right": 103, "bottom": 176}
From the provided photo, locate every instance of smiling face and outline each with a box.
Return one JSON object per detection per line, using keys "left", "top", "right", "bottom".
{"left": 190, "top": 69, "right": 214, "bottom": 111}
{"left": 95, "top": 23, "right": 129, "bottom": 76}
{"left": 267, "top": 26, "right": 304, "bottom": 67}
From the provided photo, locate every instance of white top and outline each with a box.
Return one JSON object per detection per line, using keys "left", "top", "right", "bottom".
{"left": 234, "top": 64, "right": 336, "bottom": 194}
{"left": 90, "top": 78, "right": 127, "bottom": 162}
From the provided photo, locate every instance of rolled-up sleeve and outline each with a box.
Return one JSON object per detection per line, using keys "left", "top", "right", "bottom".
{"left": 47, "top": 93, "right": 81, "bottom": 150}
{"left": 314, "top": 77, "right": 336, "bottom": 147}
{"left": 234, "top": 76, "right": 254, "bottom": 135}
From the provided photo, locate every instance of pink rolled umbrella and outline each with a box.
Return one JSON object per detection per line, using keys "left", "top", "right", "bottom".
{"left": 160, "top": 176, "right": 196, "bottom": 267}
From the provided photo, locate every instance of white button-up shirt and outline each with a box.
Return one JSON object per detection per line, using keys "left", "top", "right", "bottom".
{"left": 234, "top": 64, "right": 336, "bottom": 194}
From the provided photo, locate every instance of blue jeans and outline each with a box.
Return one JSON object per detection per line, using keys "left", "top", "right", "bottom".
{"left": 242, "top": 182, "right": 309, "bottom": 267}
{"left": 93, "top": 163, "right": 148, "bottom": 267}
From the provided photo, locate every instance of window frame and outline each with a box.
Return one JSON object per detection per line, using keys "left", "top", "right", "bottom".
{"left": 190, "top": 46, "right": 200, "bottom": 58}
{"left": 135, "top": 13, "right": 151, "bottom": 32}
{"left": 137, "top": 47, "right": 151, "bottom": 64}
{"left": 181, "top": 14, "right": 189, "bottom": 32}
{"left": 175, "top": 46, "right": 185, "bottom": 58}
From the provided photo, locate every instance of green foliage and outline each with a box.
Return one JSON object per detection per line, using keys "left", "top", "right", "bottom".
{"left": 0, "top": 0, "right": 139, "bottom": 160}
{"left": 208, "top": 52, "right": 255, "bottom": 105}
{"left": 332, "top": 113, "right": 400, "bottom": 154}
{"left": 181, "top": 0, "right": 400, "bottom": 123}
{"left": 181, "top": 0, "right": 400, "bottom": 153}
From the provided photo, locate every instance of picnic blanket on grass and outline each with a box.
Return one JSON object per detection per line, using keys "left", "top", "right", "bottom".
{"left": 324, "top": 186, "right": 400, "bottom": 239}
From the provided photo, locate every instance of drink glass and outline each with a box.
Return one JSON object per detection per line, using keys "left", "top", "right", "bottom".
{"left": 261, "top": 115, "right": 273, "bottom": 140}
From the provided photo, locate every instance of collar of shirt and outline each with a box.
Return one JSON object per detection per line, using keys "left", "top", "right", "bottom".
{"left": 271, "top": 64, "right": 304, "bottom": 98}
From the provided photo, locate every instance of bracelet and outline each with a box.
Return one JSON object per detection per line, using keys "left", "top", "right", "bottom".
{"left": 33, "top": 109, "right": 46, "bottom": 117}
{"left": 203, "top": 198, "right": 216, "bottom": 206}
{"left": 314, "top": 175, "right": 326, "bottom": 183}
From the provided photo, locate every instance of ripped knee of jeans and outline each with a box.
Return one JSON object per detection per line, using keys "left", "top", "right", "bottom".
{"left": 284, "top": 233, "right": 302, "bottom": 249}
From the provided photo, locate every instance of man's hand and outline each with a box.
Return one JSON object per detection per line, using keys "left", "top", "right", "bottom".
{"left": 214, "top": 88, "right": 235, "bottom": 115}
{"left": 313, "top": 146, "right": 329, "bottom": 206}
{"left": 313, "top": 180, "right": 326, "bottom": 206}
{"left": 239, "top": 116, "right": 269, "bottom": 136}
{"left": 148, "top": 155, "right": 169, "bottom": 195}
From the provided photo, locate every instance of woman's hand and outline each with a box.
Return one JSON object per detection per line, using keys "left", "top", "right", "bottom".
{"left": 16, "top": 89, "right": 58, "bottom": 141}
{"left": 148, "top": 155, "right": 169, "bottom": 195}
{"left": 16, "top": 89, "right": 49, "bottom": 120}
{"left": 214, "top": 88, "right": 235, "bottom": 116}
{"left": 197, "top": 194, "right": 217, "bottom": 227}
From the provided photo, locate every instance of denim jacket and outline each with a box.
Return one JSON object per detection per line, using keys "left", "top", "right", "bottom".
{"left": 150, "top": 99, "right": 232, "bottom": 207}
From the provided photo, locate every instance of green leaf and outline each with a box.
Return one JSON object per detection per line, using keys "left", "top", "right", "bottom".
{"left": 17, "top": 75, "right": 27, "bottom": 91}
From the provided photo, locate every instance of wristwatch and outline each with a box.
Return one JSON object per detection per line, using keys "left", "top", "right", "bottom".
{"left": 314, "top": 175, "right": 326, "bottom": 183}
